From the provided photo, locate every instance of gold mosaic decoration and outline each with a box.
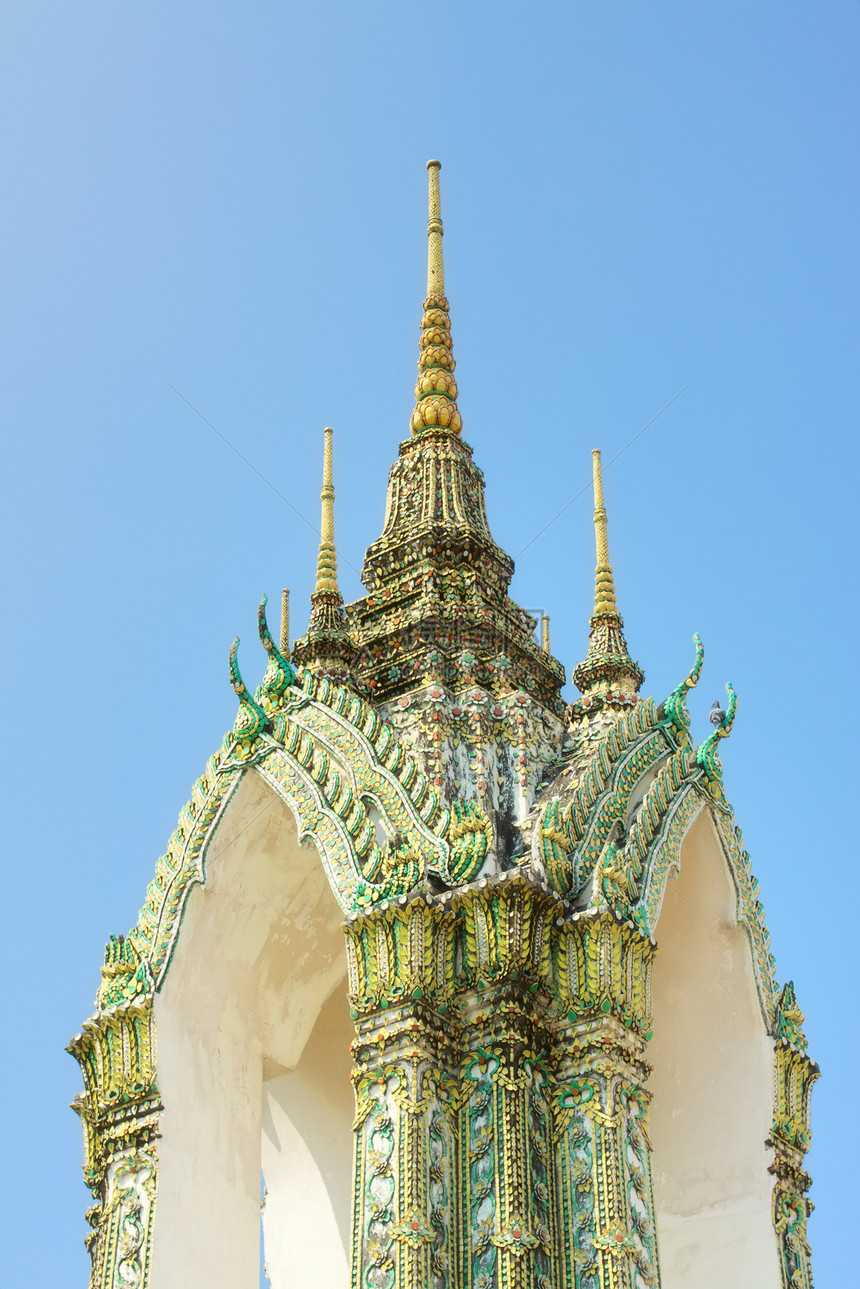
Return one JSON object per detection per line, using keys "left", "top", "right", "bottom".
{"left": 70, "top": 162, "right": 816, "bottom": 1289}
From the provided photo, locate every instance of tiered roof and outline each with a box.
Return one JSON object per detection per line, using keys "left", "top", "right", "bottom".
{"left": 345, "top": 161, "right": 564, "bottom": 710}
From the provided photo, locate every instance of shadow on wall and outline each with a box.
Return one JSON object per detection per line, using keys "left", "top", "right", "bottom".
{"left": 261, "top": 984, "right": 354, "bottom": 1288}
{"left": 648, "top": 809, "right": 780, "bottom": 1289}
{"left": 149, "top": 772, "right": 350, "bottom": 1289}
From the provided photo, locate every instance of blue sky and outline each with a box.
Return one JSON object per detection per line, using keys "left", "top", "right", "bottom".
{"left": 1, "top": 3, "right": 857, "bottom": 1284}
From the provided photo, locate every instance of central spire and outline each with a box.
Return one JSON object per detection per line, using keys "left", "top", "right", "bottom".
{"left": 426, "top": 158, "right": 444, "bottom": 296}
{"left": 410, "top": 161, "right": 462, "bottom": 437}
{"left": 347, "top": 162, "right": 565, "bottom": 715}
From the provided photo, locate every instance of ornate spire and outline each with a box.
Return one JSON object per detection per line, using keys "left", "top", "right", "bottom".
{"left": 571, "top": 450, "right": 644, "bottom": 707}
{"left": 410, "top": 161, "right": 462, "bottom": 437}
{"left": 291, "top": 428, "right": 357, "bottom": 682}
{"left": 347, "top": 163, "right": 565, "bottom": 715}
{"left": 316, "top": 427, "right": 338, "bottom": 592}
{"left": 591, "top": 449, "right": 618, "bottom": 615}
{"left": 280, "top": 588, "right": 290, "bottom": 659}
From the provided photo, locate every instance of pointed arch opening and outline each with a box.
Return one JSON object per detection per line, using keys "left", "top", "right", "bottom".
{"left": 647, "top": 808, "right": 780, "bottom": 1288}
{"left": 149, "top": 771, "right": 353, "bottom": 1289}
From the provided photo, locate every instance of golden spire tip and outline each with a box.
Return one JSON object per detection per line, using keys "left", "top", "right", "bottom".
{"left": 591, "top": 448, "right": 618, "bottom": 616}
{"left": 315, "top": 427, "right": 338, "bottom": 594}
{"left": 426, "top": 160, "right": 444, "bottom": 297}
{"left": 409, "top": 161, "right": 462, "bottom": 436}
{"left": 280, "top": 588, "right": 290, "bottom": 658}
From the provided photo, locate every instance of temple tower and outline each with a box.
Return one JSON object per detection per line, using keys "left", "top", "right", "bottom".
{"left": 69, "top": 163, "right": 817, "bottom": 1289}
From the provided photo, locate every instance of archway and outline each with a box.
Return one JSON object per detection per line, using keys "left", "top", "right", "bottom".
{"left": 149, "top": 771, "right": 352, "bottom": 1289}
{"left": 647, "top": 808, "right": 780, "bottom": 1287}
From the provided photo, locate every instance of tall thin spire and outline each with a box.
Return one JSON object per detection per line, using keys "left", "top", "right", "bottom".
{"left": 571, "top": 449, "right": 644, "bottom": 709}
{"left": 280, "top": 588, "right": 290, "bottom": 659}
{"left": 291, "top": 427, "right": 356, "bottom": 682}
{"left": 315, "top": 427, "right": 338, "bottom": 592}
{"left": 426, "top": 159, "right": 444, "bottom": 297}
{"left": 410, "top": 160, "right": 462, "bottom": 437}
{"left": 591, "top": 449, "right": 619, "bottom": 616}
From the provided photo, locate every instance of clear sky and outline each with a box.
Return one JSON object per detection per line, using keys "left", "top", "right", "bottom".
{"left": 1, "top": 3, "right": 857, "bottom": 1285}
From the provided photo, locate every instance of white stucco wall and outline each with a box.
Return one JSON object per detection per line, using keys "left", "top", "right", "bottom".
{"left": 149, "top": 770, "right": 349, "bottom": 1289}
{"left": 648, "top": 808, "right": 781, "bottom": 1289}
{"left": 261, "top": 983, "right": 354, "bottom": 1287}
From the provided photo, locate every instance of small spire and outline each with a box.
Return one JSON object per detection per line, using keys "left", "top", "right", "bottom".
{"left": 571, "top": 449, "right": 644, "bottom": 709}
{"left": 426, "top": 159, "right": 444, "bottom": 297}
{"left": 591, "top": 449, "right": 619, "bottom": 615}
{"left": 541, "top": 614, "right": 551, "bottom": 653}
{"left": 410, "top": 161, "right": 462, "bottom": 437}
{"left": 280, "top": 588, "right": 290, "bottom": 659}
{"left": 315, "top": 427, "right": 338, "bottom": 592}
{"left": 291, "top": 428, "right": 357, "bottom": 683}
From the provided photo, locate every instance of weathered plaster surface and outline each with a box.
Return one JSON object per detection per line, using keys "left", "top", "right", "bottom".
{"left": 649, "top": 809, "right": 781, "bottom": 1289}
{"left": 150, "top": 772, "right": 346, "bottom": 1289}
{"left": 261, "top": 984, "right": 354, "bottom": 1288}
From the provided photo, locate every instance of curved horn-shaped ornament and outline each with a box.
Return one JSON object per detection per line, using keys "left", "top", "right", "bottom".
{"left": 661, "top": 633, "right": 705, "bottom": 733}
{"left": 229, "top": 637, "right": 272, "bottom": 744}
{"left": 721, "top": 680, "right": 738, "bottom": 736}
{"left": 695, "top": 681, "right": 737, "bottom": 797}
{"left": 257, "top": 594, "right": 297, "bottom": 700}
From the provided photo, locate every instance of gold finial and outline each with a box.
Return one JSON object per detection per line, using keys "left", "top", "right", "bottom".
{"left": 410, "top": 162, "right": 462, "bottom": 436}
{"left": 571, "top": 448, "right": 644, "bottom": 706}
{"left": 426, "top": 160, "right": 444, "bottom": 297}
{"left": 591, "top": 449, "right": 618, "bottom": 616}
{"left": 315, "top": 427, "right": 339, "bottom": 593}
{"left": 280, "top": 588, "right": 290, "bottom": 659}
{"left": 291, "top": 426, "right": 356, "bottom": 682}
{"left": 541, "top": 614, "right": 551, "bottom": 653}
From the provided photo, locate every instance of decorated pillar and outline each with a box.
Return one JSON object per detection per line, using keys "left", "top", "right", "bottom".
{"left": 450, "top": 874, "right": 558, "bottom": 1289}
{"left": 346, "top": 898, "right": 459, "bottom": 1289}
{"left": 769, "top": 984, "right": 819, "bottom": 1289}
{"left": 68, "top": 937, "right": 159, "bottom": 1289}
{"left": 552, "top": 912, "right": 660, "bottom": 1289}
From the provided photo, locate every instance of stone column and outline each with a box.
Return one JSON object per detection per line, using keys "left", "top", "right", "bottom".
{"left": 769, "top": 984, "right": 819, "bottom": 1289}
{"left": 551, "top": 911, "right": 660, "bottom": 1289}
{"left": 346, "top": 898, "right": 459, "bottom": 1289}
{"left": 69, "top": 974, "right": 160, "bottom": 1289}
{"left": 449, "top": 874, "right": 559, "bottom": 1289}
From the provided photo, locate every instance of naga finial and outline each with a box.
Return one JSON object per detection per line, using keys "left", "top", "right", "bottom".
{"left": 410, "top": 160, "right": 462, "bottom": 436}
{"left": 229, "top": 637, "right": 271, "bottom": 743}
{"left": 257, "top": 594, "right": 297, "bottom": 699}
{"left": 695, "top": 682, "right": 738, "bottom": 797}
{"left": 662, "top": 633, "right": 705, "bottom": 733}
